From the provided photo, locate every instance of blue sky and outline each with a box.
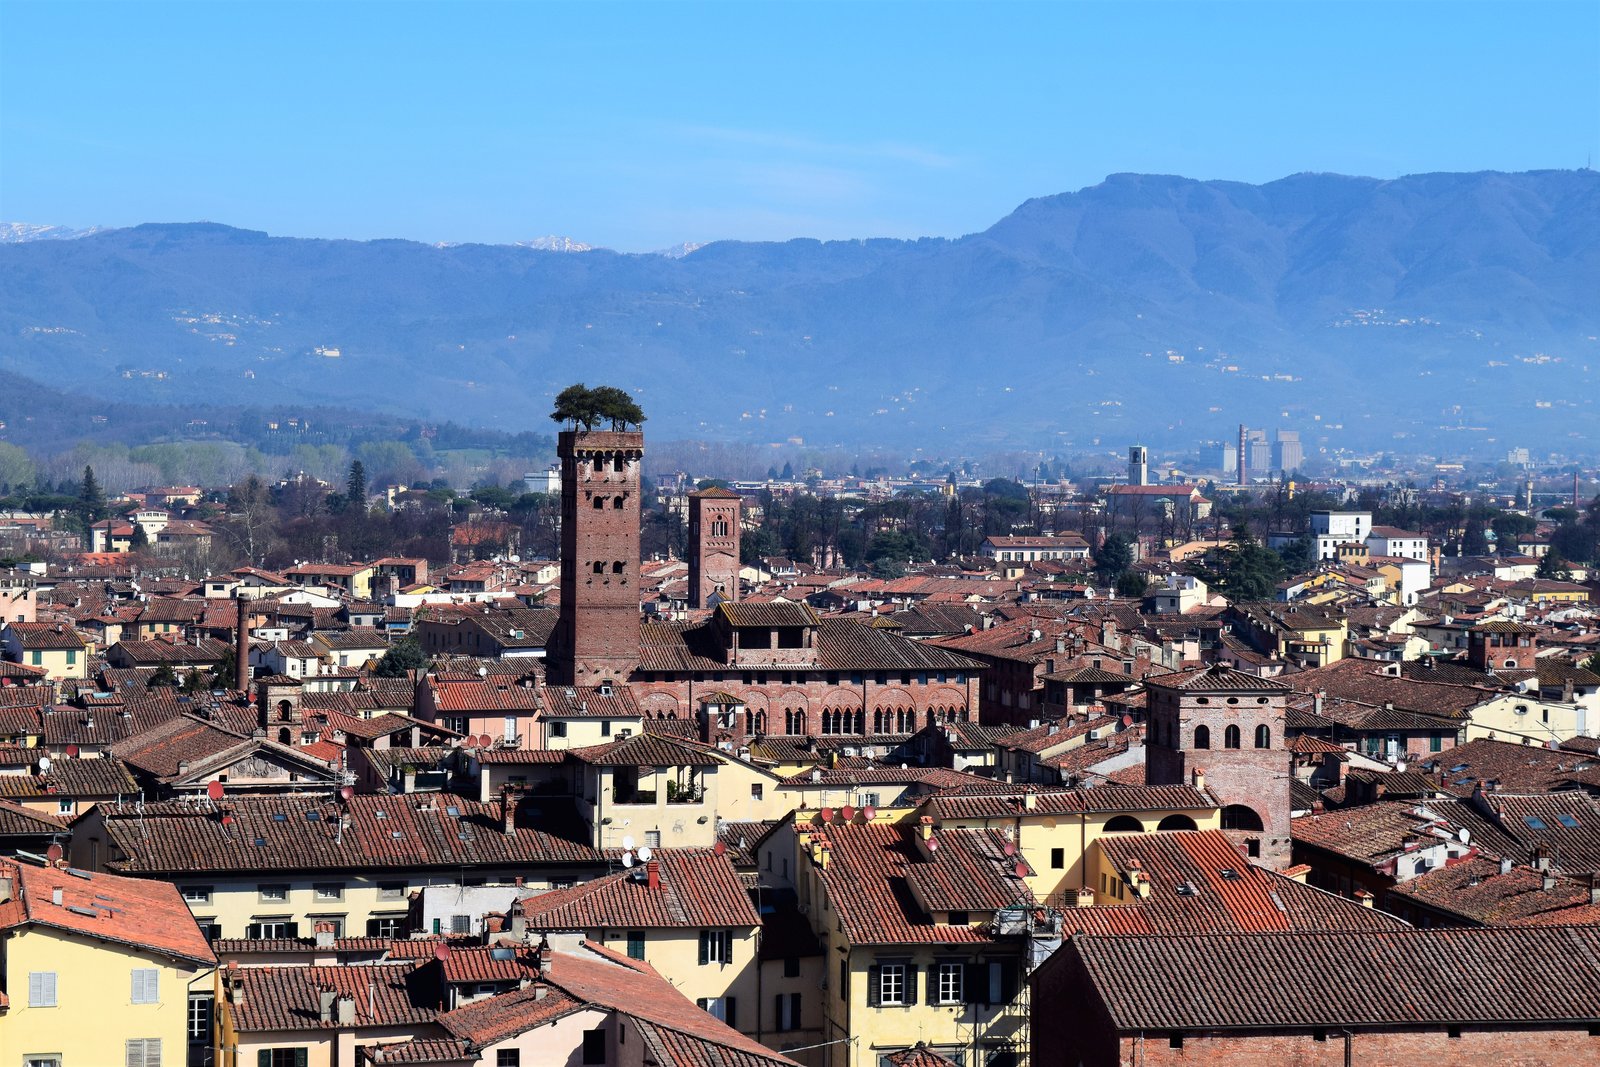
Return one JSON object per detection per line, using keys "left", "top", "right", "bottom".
{"left": 3, "top": 1, "right": 1596, "bottom": 251}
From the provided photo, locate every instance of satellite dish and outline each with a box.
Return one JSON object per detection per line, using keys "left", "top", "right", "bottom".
{"left": 820, "top": 807, "right": 835, "bottom": 823}
{"left": 434, "top": 942, "right": 451, "bottom": 960}
{"left": 66, "top": 744, "right": 79, "bottom": 758}
{"left": 714, "top": 839, "right": 727, "bottom": 856}
{"left": 1003, "top": 841, "right": 1017, "bottom": 857}
{"left": 480, "top": 734, "right": 494, "bottom": 748}
{"left": 478, "top": 666, "right": 488, "bottom": 677}
{"left": 637, "top": 846, "right": 653, "bottom": 862}
{"left": 622, "top": 835, "right": 636, "bottom": 851}
{"left": 1458, "top": 828, "right": 1471, "bottom": 844}
{"left": 36, "top": 756, "right": 50, "bottom": 773}
{"left": 622, "top": 852, "right": 635, "bottom": 868}
{"left": 841, "top": 805, "right": 856, "bottom": 822}
{"left": 1396, "top": 762, "right": 1407, "bottom": 773}
{"left": 1013, "top": 860, "right": 1029, "bottom": 879}
{"left": 926, "top": 836, "right": 940, "bottom": 852}
{"left": 46, "top": 843, "right": 63, "bottom": 862}
{"left": 207, "top": 780, "right": 225, "bottom": 801}
{"left": 340, "top": 785, "right": 354, "bottom": 801}
{"left": 863, "top": 805, "right": 877, "bottom": 821}
{"left": 221, "top": 814, "right": 234, "bottom": 825}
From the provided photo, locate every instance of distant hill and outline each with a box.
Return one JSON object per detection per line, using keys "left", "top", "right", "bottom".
{"left": 2, "top": 170, "right": 1595, "bottom": 453}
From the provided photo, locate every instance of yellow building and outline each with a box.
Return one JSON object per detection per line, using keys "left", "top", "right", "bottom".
{"left": 1, "top": 623, "right": 92, "bottom": 682}
{"left": 0, "top": 855, "right": 216, "bottom": 1067}
{"left": 925, "top": 784, "right": 1220, "bottom": 905}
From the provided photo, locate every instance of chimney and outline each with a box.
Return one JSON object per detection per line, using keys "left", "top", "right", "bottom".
{"left": 318, "top": 986, "right": 337, "bottom": 1023}
{"left": 1075, "top": 886, "right": 1095, "bottom": 908}
{"left": 315, "top": 921, "right": 335, "bottom": 948}
{"left": 1023, "top": 789, "right": 1037, "bottom": 811}
{"left": 919, "top": 815, "right": 936, "bottom": 839}
{"left": 1542, "top": 870, "right": 1558, "bottom": 892}
{"left": 646, "top": 859, "right": 661, "bottom": 891}
{"left": 235, "top": 594, "right": 249, "bottom": 688}
{"left": 1191, "top": 767, "right": 1206, "bottom": 793}
{"left": 0, "top": 870, "right": 12, "bottom": 904}
{"left": 227, "top": 961, "right": 245, "bottom": 1006}
{"left": 1499, "top": 856, "right": 1513, "bottom": 876}
{"left": 501, "top": 788, "right": 516, "bottom": 837}
{"left": 51, "top": 886, "right": 63, "bottom": 906}
{"left": 1314, "top": 689, "right": 1325, "bottom": 715}
{"left": 537, "top": 935, "right": 553, "bottom": 974}
{"left": 335, "top": 992, "right": 356, "bottom": 1025}
{"left": 1533, "top": 844, "right": 1553, "bottom": 871}
{"left": 1354, "top": 890, "right": 1374, "bottom": 909}
{"left": 1590, "top": 873, "right": 1600, "bottom": 907}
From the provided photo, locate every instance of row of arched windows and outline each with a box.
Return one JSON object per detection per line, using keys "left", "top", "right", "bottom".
{"left": 1193, "top": 724, "right": 1271, "bottom": 749}
{"left": 780, "top": 706, "right": 970, "bottom": 735}
{"left": 590, "top": 561, "right": 626, "bottom": 574}
{"left": 821, "top": 709, "right": 867, "bottom": 735}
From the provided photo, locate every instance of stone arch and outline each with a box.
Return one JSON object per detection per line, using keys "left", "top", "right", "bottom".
{"left": 1103, "top": 815, "right": 1145, "bottom": 833}
{"left": 1156, "top": 814, "right": 1198, "bottom": 832}
{"left": 636, "top": 692, "right": 683, "bottom": 718}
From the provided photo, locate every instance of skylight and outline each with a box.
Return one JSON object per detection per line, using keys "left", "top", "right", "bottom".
{"left": 1524, "top": 817, "right": 1547, "bottom": 831}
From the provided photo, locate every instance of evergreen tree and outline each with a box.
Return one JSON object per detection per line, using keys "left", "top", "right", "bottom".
{"left": 79, "top": 464, "right": 106, "bottom": 526}
{"left": 130, "top": 522, "right": 150, "bottom": 551}
{"left": 1461, "top": 518, "right": 1490, "bottom": 556}
{"left": 1093, "top": 534, "right": 1134, "bottom": 582}
{"left": 1114, "top": 569, "right": 1150, "bottom": 598}
{"left": 148, "top": 663, "right": 178, "bottom": 688}
{"left": 347, "top": 460, "right": 368, "bottom": 508}
{"left": 374, "top": 637, "right": 428, "bottom": 678}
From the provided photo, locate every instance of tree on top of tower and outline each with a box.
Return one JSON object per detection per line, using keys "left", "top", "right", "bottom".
{"left": 550, "top": 383, "right": 646, "bottom": 431}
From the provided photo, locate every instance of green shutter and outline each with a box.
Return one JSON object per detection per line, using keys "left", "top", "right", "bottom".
{"left": 724, "top": 997, "right": 736, "bottom": 1030}
{"left": 905, "top": 965, "right": 918, "bottom": 1006}
{"left": 866, "top": 965, "right": 880, "bottom": 1007}
{"left": 258, "top": 1052, "right": 271, "bottom": 1067}
{"left": 698, "top": 930, "right": 709, "bottom": 965}
{"left": 296, "top": 1050, "right": 308, "bottom": 1067}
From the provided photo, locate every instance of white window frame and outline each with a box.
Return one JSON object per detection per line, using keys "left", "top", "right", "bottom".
{"left": 131, "top": 967, "right": 160, "bottom": 1004}
{"left": 181, "top": 885, "right": 213, "bottom": 904}
{"left": 878, "top": 963, "right": 906, "bottom": 1006}
{"left": 936, "top": 962, "right": 964, "bottom": 1005}
{"left": 312, "top": 882, "right": 344, "bottom": 902}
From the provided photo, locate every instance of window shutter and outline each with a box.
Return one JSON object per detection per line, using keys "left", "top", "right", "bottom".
{"left": 127, "top": 1040, "right": 142, "bottom": 1067}
{"left": 790, "top": 992, "right": 802, "bottom": 1028}
{"left": 295, "top": 1050, "right": 308, "bottom": 1067}
{"left": 905, "top": 965, "right": 919, "bottom": 1006}
{"left": 246, "top": 923, "right": 261, "bottom": 939}
{"left": 926, "top": 965, "right": 940, "bottom": 1005}
{"left": 722, "top": 930, "right": 734, "bottom": 961}
{"left": 698, "top": 931, "right": 709, "bottom": 965}
{"left": 285, "top": 922, "right": 299, "bottom": 938}
{"left": 30, "top": 971, "right": 56, "bottom": 1007}
{"left": 775, "top": 993, "right": 784, "bottom": 1030}
{"left": 724, "top": 997, "right": 736, "bottom": 1030}
{"left": 1000, "top": 961, "right": 1018, "bottom": 1003}
{"left": 258, "top": 1052, "right": 272, "bottom": 1067}
{"left": 866, "top": 965, "right": 880, "bottom": 1007}
{"left": 964, "top": 963, "right": 983, "bottom": 1004}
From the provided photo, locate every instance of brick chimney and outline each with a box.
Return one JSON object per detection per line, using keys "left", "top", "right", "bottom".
{"left": 537, "top": 935, "right": 553, "bottom": 975}
{"left": 1354, "top": 890, "right": 1374, "bottom": 908}
{"left": 501, "top": 788, "right": 517, "bottom": 837}
{"left": 1191, "top": 767, "right": 1206, "bottom": 793}
{"left": 226, "top": 960, "right": 245, "bottom": 1006}
{"left": 315, "top": 920, "right": 336, "bottom": 948}
{"left": 646, "top": 859, "right": 661, "bottom": 891}
{"left": 1075, "top": 886, "right": 1095, "bottom": 908}
{"left": 235, "top": 594, "right": 250, "bottom": 688}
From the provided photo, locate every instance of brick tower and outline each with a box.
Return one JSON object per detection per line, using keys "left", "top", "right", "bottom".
{"left": 550, "top": 429, "right": 644, "bottom": 686}
{"left": 687, "top": 488, "right": 742, "bottom": 610}
{"left": 1144, "top": 664, "right": 1291, "bottom": 867}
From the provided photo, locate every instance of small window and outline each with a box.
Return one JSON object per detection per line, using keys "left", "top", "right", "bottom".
{"left": 1224, "top": 725, "right": 1241, "bottom": 749}
{"left": 936, "top": 961, "right": 964, "bottom": 1004}
{"left": 258, "top": 884, "right": 288, "bottom": 903}
{"left": 451, "top": 914, "right": 471, "bottom": 935}
{"left": 1255, "top": 724, "right": 1271, "bottom": 749}
{"left": 182, "top": 885, "right": 213, "bottom": 904}
{"left": 1193, "top": 725, "right": 1210, "bottom": 749}
{"left": 751, "top": 783, "right": 764, "bottom": 800}
{"left": 188, "top": 994, "right": 213, "bottom": 1041}
{"left": 626, "top": 930, "right": 646, "bottom": 959}
{"left": 613, "top": 496, "right": 625, "bottom": 510}
{"left": 877, "top": 963, "right": 907, "bottom": 1006}
{"left": 784, "top": 956, "right": 800, "bottom": 978}
{"left": 612, "top": 561, "right": 624, "bottom": 574}
{"left": 593, "top": 496, "right": 607, "bottom": 509}
{"left": 125, "top": 1039, "right": 162, "bottom": 1067}
{"left": 28, "top": 970, "right": 58, "bottom": 1007}
{"left": 499, "top": 1050, "right": 523, "bottom": 1067}
{"left": 378, "top": 882, "right": 406, "bottom": 901}
{"left": 313, "top": 883, "right": 344, "bottom": 901}
{"left": 699, "top": 929, "right": 733, "bottom": 965}
{"left": 592, "top": 561, "right": 604, "bottom": 574}
{"left": 1168, "top": 1034, "right": 1184, "bottom": 1050}
{"left": 1050, "top": 847, "right": 1065, "bottom": 870}
{"left": 582, "top": 1028, "right": 606, "bottom": 1064}
{"left": 131, "top": 968, "right": 160, "bottom": 1004}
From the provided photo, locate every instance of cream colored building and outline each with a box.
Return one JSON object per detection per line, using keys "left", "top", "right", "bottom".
{"left": 0, "top": 856, "right": 216, "bottom": 1067}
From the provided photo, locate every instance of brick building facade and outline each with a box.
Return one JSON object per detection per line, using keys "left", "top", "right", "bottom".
{"left": 1143, "top": 665, "right": 1291, "bottom": 867}
{"left": 687, "top": 487, "right": 742, "bottom": 610}
{"left": 549, "top": 429, "right": 645, "bottom": 686}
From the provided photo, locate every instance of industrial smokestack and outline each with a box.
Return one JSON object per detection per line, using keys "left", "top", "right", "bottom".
{"left": 1237, "top": 424, "right": 1248, "bottom": 487}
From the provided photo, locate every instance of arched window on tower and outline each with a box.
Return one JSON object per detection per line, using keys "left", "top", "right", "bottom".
{"left": 613, "top": 496, "right": 625, "bottom": 509}
{"left": 1224, "top": 725, "right": 1241, "bottom": 749}
{"left": 1193, "top": 725, "right": 1210, "bottom": 749}
{"left": 593, "top": 496, "right": 606, "bottom": 509}
{"left": 1255, "top": 724, "right": 1271, "bottom": 749}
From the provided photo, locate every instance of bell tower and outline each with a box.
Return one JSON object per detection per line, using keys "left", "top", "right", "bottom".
{"left": 550, "top": 429, "right": 644, "bottom": 686}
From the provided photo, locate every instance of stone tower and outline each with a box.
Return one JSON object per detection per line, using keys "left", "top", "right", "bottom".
{"left": 1144, "top": 664, "right": 1292, "bottom": 867}
{"left": 550, "top": 429, "right": 644, "bottom": 686}
{"left": 688, "top": 487, "right": 742, "bottom": 610}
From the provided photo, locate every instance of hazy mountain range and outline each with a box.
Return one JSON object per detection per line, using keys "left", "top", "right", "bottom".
{"left": 1, "top": 170, "right": 1595, "bottom": 454}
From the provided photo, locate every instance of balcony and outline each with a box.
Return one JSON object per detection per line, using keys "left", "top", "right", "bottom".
{"left": 612, "top": 789, "right": 658, "bottom": 805}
